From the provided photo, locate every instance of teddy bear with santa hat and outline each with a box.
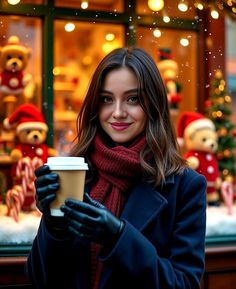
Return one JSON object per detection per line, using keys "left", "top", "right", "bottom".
{"left": 177, "top": 111, "right": 221, "bottom": 206}
{"left": 3, "top": 104, "right": 57, "bottom": 221}
{"left": 0, "top": 35, "right": 31, "bottom": 96}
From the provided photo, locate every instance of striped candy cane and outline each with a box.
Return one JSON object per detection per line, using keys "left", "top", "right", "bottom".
{"left": 6, "top": 156, "right": 44, "bottom": 221}
{"left": 6, "top": 185, "right": 24, "bottom": 222}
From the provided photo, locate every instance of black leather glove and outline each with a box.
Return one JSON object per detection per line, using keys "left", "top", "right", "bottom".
{"left": 60, "top": 193, "right": 124, "bottom": 247}
{"left": 34, "top": 165, "right": 59, "bottom": 215}
{"left": 35, "top": 165, "right": 67, "bottom": 232}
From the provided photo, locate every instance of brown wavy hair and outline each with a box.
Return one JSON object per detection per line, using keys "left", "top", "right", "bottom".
{"left": 70, "top": 47, "right": 186, "bottom": 186}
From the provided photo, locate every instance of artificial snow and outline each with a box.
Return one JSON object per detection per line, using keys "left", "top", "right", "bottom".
{"left": 0, "top": 203, "right": 236, "bottom": 244}
{"left": 206, "top": 205, "right": 236, "bottom": 236}
{"left": 0, "top": 204, "right": 41, "bottom": 244}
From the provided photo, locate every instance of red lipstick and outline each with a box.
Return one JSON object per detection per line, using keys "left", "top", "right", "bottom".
{"left": 110, "top": 122, "right": 130, "bottom": 131}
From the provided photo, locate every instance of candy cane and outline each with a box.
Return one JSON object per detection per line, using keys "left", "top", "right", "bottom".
{"left": 6, "top": 185, "right": 24, "bottom": 222}
{"left": 15, "top": 157, "right": 40, "bottom": 195}
{"left": 221, "top": 181, "right": 234, "bottom": 215}
{"left": 7, "top": 157, "right": 44, "bottom": 221}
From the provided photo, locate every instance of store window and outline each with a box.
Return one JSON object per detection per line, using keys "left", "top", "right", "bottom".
{"left": 0, "top": 0, "right": 235, "bottom": 253}
{"left": 55, "top": 0, "right": 124, "bottom": 12}
{"left": 53, "top": 20, "right": 125, "bottom": 155}
{"left": 0, "top": 15, "right": 42, "bottom": 246}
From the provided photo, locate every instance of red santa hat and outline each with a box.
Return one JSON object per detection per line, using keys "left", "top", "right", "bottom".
{"left": 157, "top": 48, "right": 178, "bottom": 73}
{"left": 177, "top": 111, "right": 215, "bottom": 145}
{"left": 2, "top": 35, "right": 30, "bottom": 55}
{"left": 4, "top": 104, "right": 48, "bottom": 135}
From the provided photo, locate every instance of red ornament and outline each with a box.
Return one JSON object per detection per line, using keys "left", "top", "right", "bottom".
{"left": 204, "top": 99, "right": 212, "bottom": 109}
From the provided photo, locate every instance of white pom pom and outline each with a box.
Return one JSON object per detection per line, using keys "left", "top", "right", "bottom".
{"left": 3, "top": 118, "right": 11, "bottom": 129}
{"left": 177, "top": 137, "right": 184, "bottom": 147}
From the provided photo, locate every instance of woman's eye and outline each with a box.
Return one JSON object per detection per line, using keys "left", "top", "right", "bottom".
{"left": 101, "top": 96, "right": 112, "bottom": 103}
{"left": 127, "top": 96, "right": 139, "bottom": 103}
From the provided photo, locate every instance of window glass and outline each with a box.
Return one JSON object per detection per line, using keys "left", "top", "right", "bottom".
{"left": 53, "top": 20, "right": 124, "bottom": 155}
{"left": 0, "top": 16, "right": 42, "bottom": 126}
{"left": 226, "top": 17, "right": 236, "bottom": 125}
{"left": 0, "top": 16, "right": 42, "bottom": 246}
{"left": 137, "top": 26, "right": 198, "bottom": 128}
{"left": 137, "top": 0, "right": 196, "bottom": 19}
{"left": 225, "top": 16, "right": 236, "bottom": 188}
{"left": 55, "top": 0, "right": 124, "bottom": 12}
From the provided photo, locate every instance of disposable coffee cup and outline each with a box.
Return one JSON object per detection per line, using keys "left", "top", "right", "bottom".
{"left": 46, "top": 157, "right": 89, "bottom": 217}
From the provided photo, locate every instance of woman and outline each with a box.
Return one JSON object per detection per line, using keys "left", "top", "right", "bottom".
{"left": 26, "top": 47, "right": 207, "bottom": 289}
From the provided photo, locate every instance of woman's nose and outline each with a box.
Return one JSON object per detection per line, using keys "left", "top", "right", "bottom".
{"left": 112, "top": 102, "right": 127, "bottom": 118}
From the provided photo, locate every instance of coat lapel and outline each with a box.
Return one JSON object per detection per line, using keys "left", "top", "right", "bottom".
{"left": 121, "top": 181, "right": 168, "bottom": 231}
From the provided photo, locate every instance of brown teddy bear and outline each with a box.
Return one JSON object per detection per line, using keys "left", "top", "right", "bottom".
{"left": 3, "top": 104, "right": 57, "bottom": 221}
{"left": 177, "top": 111, "right": 221, "bottom": 206}
{"left": 0, "top": 35, "right": 31, "bottom": 96}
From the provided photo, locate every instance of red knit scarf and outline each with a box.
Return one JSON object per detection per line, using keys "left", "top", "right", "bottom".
{"left": 89, "top": 132, "right": 146, "bottom": 289}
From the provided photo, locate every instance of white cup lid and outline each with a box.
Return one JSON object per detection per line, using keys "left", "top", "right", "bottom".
{"left": 46, "top": 157, "right": 88, "bottom": 170}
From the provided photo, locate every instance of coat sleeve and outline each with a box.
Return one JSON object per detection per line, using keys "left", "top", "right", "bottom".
{"left": 25, "top": 216, "right": 89, "bottom": 289}
{"left": 100, "top": 171, "right": 207, "bottom": 289}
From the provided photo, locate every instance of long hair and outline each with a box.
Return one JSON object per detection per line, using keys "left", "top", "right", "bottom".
{"left": 70, "top": 47, "right": 186, "bottom": 186}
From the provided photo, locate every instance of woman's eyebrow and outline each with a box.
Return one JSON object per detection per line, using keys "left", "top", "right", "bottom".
{"left": 100, "top": 89, "right": 111, "bottom": 94}
{"left": 100, "top": 88, "right": 138, "bottom": 94}
{"left": 125, "top": 88, "right": 138, "bottom": 94}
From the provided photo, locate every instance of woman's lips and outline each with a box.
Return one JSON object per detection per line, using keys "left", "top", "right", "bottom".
{"left": 110, "top": 122, "right": 131, "bottom": 131}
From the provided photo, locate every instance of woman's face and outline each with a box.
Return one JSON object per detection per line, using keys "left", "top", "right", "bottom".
{"left": 98, "top": 67, "right": 147, "bottom": 144}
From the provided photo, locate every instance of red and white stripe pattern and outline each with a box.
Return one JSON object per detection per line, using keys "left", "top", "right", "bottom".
{"left": 6, "top": 156, "right": 43, "bottom": 222}
{"left": 6, "top": 185, "right": 24, "bottom": 222}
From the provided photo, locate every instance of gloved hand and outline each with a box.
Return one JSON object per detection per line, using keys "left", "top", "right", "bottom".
{"left": 61, "top": 193, "right": 124, "bottom": 247}
{"left": 34, "top": 165, "right": 67, "bottom": 232}
{"left": 34, "top": 165, "right": 59, "bottom": 215}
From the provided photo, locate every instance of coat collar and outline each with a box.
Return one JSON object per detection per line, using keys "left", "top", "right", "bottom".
{"left": 121, "top": 180, "right": 168, "bottom": 231}
{"left": 85, "top": 174, "right": 174, "bottom": 232}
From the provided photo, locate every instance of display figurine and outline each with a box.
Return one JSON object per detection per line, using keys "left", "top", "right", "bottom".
{"left": 3, "top": 104, "right": 57, "bottom": 221}
{"left": 0, "top": 35, "right": 32, "bottom": 96}
{"left": 157, "top": 48, "right": 182, "bottom": 114}
{"left": 177, "top": 111, "right": 221, "bottom": 206}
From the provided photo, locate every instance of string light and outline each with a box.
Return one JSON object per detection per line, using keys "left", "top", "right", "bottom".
{"left": 178, "top": 0, "right": 189, "bottom": 12}
{"left": 81, "top": 1, "right": 89, "bottom": 9}
{"left": 105, "top": 33, "right": 115, "bottom": 41}
{"left": 7, "top": 0, "right": 20, "bottom": 4}
{"left": 64, "top": 23, "right": 75, "bottom": 32}
{"left": 148, "top": 0, "right": 165, "bottom": 12}
{"left": 194, "top": 1, "right": 204, "bottom": 10}
{"left": 180, "top": 38, "right": 189, "bottom": 46}
{"left": 162, "top": 9, "right": 171, "bottom": 23}
{"left": 211, "top": 7, "right": 220, "bottom": 19}
{"left": 153, "top": 28, "right": 162, "bottom": 37}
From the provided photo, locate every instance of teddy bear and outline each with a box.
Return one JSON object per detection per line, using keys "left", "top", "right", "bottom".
{"left": 0, "top": 35, "right": 31, "bottom": 96}
{"left": 177, "top": 111, "right": 221, "bottom": 206}
{"left": 3, "top": 104, "right": 57, "bottom": 221}
{"left": 157, "top": 48, "right": 182, "bottom": 113}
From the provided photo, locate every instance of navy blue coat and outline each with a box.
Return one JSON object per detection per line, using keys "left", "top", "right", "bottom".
{"left": 26, "top": 168, "right": 207, "bottom": 289}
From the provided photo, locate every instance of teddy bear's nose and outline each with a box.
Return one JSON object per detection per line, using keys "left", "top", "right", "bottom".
{"left": 12, "top": 62, "right": 17, "bottom": 66}
{"left": 33, "top": 134, "right": 39, "bottom": 140}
